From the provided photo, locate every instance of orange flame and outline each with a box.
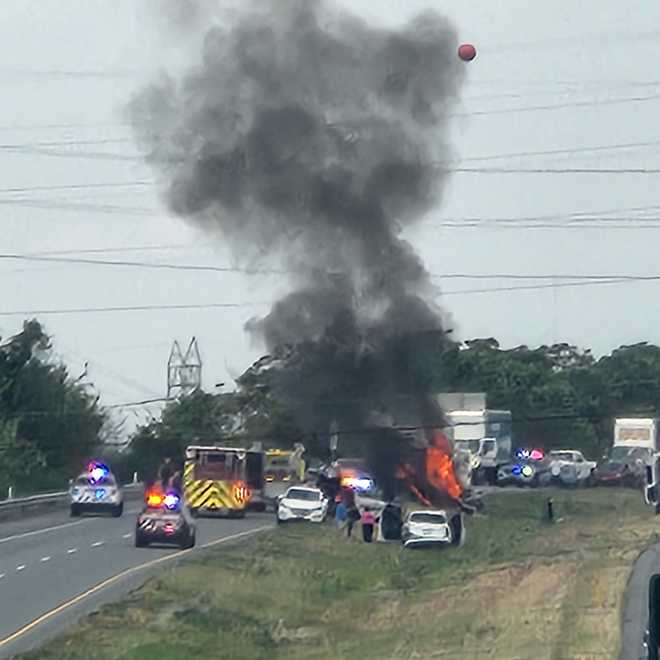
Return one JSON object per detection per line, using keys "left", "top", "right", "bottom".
{"left": 396, "top": 429, "right": 463, "bottom": 504}
{"left": 426, "top": 430, "right": 462, "bottom": 500}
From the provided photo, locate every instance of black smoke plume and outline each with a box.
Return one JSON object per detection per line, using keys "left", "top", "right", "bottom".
{"left": 130, "top": 0, "right": 464, "bottom": 485}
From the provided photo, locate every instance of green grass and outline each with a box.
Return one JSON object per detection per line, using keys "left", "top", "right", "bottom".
{"left": 20, "top": 489, "right": 656, "bottom": 660}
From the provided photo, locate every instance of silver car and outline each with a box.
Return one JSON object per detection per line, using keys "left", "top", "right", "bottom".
{"left": 69, "top": 470, "right": 123, "bottom": 517}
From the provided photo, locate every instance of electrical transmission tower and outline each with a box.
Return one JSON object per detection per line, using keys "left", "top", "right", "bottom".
{"left": 167, "top": 337, "right": 202, "bottom": 399}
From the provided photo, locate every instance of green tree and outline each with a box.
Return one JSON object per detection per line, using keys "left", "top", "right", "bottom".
{"left": 0, "top": 320, "right": 105, "bottom": 491}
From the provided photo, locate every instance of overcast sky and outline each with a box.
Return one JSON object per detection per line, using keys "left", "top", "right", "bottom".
{"left": 1, "top": 0, "right": 659, "bottom": 426}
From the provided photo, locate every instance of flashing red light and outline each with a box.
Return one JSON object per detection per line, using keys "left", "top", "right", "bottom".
{"left": 530, "top": 449, "right": 545, "bottom": 461}
{"left": 233, "top": 482, "right": 250, "bottom": 504}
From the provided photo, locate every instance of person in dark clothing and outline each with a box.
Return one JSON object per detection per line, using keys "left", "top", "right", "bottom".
{"left": 158, "top": 457, "right": 174, "bottom": 487}
{"left": 361, "top": 508, "right": 375, "bottom": 543}
{"left": 346, "top": 504, "right": 360, "bottom": 538}
{"left": 169, "top": 470, "right": 183, "bottom": 496}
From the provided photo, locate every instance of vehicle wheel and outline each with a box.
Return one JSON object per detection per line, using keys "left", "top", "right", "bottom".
{"left": 530, "top": 475, "right": 540, "bottom": 489}
{"left": 276, "top": 516, "right": 285, "bottom": 525}
{"left": 183, "top": 531, "right": 195, "bottom": 549}
{"left": 112, "top": 503, "right": 123, "bottom": 518}
{"left": 449, "top": 514, "right": 465, "bottom": 547}
{"left": 70, "top": 504, "right": 80, "bottom": 517}
{"left": 135, "top": 532, "right": 147, "bottom": 548}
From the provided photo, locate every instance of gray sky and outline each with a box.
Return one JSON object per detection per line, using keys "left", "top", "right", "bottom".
{"left": 1, "top": 0, "right": 660, "bottom": 424}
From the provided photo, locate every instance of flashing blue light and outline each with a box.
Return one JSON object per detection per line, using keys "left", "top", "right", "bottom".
{"left": 95, "top": 488, "right": 105, "bottom": 500}
{"left": 88, "top": 461, "right": 110, "bottom": 484}
{"left": 512, "top": 464, "right": 522, "bottom": 476}
{"left": 163, "top": 493, "right": 180, "bottom": 509}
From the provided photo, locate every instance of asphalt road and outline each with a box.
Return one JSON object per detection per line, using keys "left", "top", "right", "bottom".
{"left": 0, "top": 504, "right": 273, "bottom": 659}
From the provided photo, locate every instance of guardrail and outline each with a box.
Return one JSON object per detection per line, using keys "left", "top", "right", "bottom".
{"left": 0, "top": 482, "right": 144, "bottom": 519}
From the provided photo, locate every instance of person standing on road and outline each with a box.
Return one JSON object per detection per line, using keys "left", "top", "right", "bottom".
{"left": 362, "top": 508, "right": 375, "bottom": 543}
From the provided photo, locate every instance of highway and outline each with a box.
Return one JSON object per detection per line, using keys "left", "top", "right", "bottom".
{"left": 0, "top": 503, "right": 273, "bottom": 659}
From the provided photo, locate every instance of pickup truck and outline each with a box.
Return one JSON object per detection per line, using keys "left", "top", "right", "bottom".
{"left": 548, "top": 450, "right": 597, "bottom": 486}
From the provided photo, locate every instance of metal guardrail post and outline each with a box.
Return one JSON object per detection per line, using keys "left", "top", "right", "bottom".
{"left": 7, "top": 486, "right": 13, "bottom": 500}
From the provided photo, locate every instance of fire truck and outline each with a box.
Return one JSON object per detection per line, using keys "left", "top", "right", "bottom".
{"left": 263, "top": 445, "right": 306, "bottom": 502}
{"left": 183, "top": 445, "right": 253, "bottom": 517}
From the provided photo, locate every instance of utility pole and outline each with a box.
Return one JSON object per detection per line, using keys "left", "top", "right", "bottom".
{"left": 167, "top": 338, "right": 202, "bottom": 399}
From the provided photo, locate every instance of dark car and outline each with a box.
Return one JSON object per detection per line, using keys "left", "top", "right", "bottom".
{"left": 594, "top": 446, "right": 651, "bottom": 487}
{"left": 135, "top": 491, "right": 196, "bottom": 549}
{"left": 497, "top": 457, "right": 552, "bottom": 488}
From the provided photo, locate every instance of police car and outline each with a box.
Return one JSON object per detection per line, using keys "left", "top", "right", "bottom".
{"left": 135, "top": 490, "right": 196, "bottom": 549}
{"left": 69, "top": 462, "right": 123, "bottom": 517}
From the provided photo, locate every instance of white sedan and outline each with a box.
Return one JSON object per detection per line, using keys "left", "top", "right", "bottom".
{"left": 276, "top": 486, "right": 328, "bottom": 524}
{"left": 401, "top": 510, "right": 453, "bottom": 548}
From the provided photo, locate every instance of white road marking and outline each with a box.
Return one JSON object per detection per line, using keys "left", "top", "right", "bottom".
{"left": 0, "top": 525, "right": 273, "bottom": 649}
{"left": 40, "top": 556, "right": 51, "bottom": 562}
{"left": 0, "top": 573, "right": 5, "bottom": 579}
{"left": 122, "top": 533, "right": 132, "bottom": 539}
{"left": 66, "top": 548, "right": 77, "bottom": 554}
{"left": 15, "top": 565, "right": 26, "bottom": 572}
{"left": 90, "top": 541, "right": 104, "bottom": 548}
{"left": 0, "top": 506, "right": 142, "bottom": 547}
{"left": 0, "top": 520, "right": 84, "bottom": 545}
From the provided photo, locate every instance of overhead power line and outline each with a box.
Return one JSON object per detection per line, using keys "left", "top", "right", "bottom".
{"left": 0, "top": 302, "right": 268, "bottom": 317}
{"left": 0, "top": 279, "right": 656, "bottom": 317}
{"left": 5, "top": 251, "right": 660, "bottom": 283}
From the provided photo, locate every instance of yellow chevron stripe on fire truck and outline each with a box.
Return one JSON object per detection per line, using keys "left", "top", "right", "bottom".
{"left": 184, "top": 479, "right": 244, "bottom": 510}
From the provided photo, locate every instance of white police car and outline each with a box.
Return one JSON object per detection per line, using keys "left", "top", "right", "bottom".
{"left": 69, "top": 462, "right": 123, "bottom": 517}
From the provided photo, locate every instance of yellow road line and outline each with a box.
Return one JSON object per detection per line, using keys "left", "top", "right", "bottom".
{"left": 0, "top": 524, "right": 272, "bottom": 649}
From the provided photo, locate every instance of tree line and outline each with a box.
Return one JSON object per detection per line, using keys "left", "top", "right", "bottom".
{"left": 5, "top": 319, "right": 659, "bottom": 492}
{"left": 0, "top": 320, "right": 105, "bottom": 495}
{"left": 127, "top": 336, "right": 660, "bottom": 470}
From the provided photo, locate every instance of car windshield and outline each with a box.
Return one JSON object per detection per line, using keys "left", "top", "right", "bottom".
{"left": 410, "top": 513, "right": 447, "bottom": 524}
{"left": 75, "top": 474, "right": 116, "bottom": 486}
{"left": 610, "top": 447, "right": 637, "bottom": 462}
{"left": 287, "top": 489, "right": 320, "bottom": 501}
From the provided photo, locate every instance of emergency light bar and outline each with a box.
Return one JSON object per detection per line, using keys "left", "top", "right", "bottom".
{"left": 87, "top": 461, "right": 110, "bottom": 484}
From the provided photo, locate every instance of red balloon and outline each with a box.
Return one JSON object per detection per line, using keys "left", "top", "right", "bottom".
{"left": 458, "top": 43, "right": 477, "bottom": 62}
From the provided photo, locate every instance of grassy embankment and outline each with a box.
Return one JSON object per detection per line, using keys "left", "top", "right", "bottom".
{"left": 21, "top": 489, "right": 659, "bottom": 660}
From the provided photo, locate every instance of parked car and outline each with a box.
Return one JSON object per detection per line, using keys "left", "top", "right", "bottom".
{"left": 135, "top": 490, "right": 195, "bottom": 549}
{"left": 548, "top": 450, "right": 597, "bottom": 486}
{"left": 69, "top": 462, "right": 123, "bottom": 517}
{"left": 497, "top": 457, "right": 552, "bottom": 488}
{"left": 401, "top": 509, "right": 453, "bottom": 548}
{"left": 276, "top": 486, "right": 329, "bottom": 524}
{"left": 594, "top": 446, "right": 652, "bottom": 487}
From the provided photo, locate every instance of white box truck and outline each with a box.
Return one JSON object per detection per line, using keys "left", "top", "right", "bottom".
{"left": 437, "top": 393, "right": 512, "bottom": 486}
